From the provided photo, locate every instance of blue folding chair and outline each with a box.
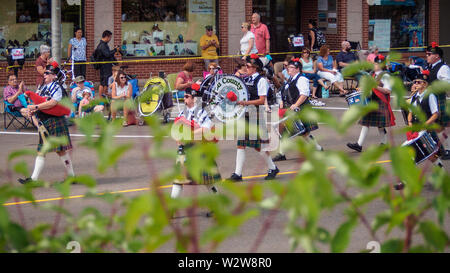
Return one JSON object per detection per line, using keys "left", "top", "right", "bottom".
{"left": 3, "top": 94, "right": 31, "bottom": 131}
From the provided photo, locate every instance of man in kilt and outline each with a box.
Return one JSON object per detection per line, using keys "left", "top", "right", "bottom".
{"left": 425, "top": 43, "right": 450, "bottom": 160}
{"left": 18, "top": 65, "right": 74, "bottom": 184}
{"left": 347, "top": 55, "right": 396, "bottom": 152}
{"left": 170, "top": 85, "right": 220, "bottom": 199}
{"left": 229, "top": 54, "right": 279, "bottom": 181}
{"left": 272, "top": 57, "right": 323, "bottom": 162}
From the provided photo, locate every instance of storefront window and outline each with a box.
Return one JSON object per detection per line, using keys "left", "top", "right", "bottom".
{"left": 121, "top": 0, "right": 216, "bottom": 58}
{"left": 0, "top": 0, "right": 82, "bottom": 60}
{"left": 369, "top": 0, "right": 427, "bottom": 52}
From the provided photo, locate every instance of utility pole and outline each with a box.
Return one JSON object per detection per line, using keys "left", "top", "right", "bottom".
{"left": 51, "top": 0, "right": 62, "bottom": 64}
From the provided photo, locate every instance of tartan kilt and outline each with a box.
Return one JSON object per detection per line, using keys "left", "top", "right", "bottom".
{"left": 299, "top": 101, "right": 319, "bottom": 134}
{"left": 37, "top": 116, "right": 72, "bottom": 153}
{"left": 437, "top": 93, "right": 449, "bottom": 127}
{"left": 359, "top": 98, "right": 392, "bottom": 128}
{"left": 237, "top": 112, "right": 270, "bottom": 149}
{"left": 174, "top": 144, "right": 221, "bottom": 185}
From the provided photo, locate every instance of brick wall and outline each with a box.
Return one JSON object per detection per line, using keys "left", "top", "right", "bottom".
{"left": 0, "top": 0, "right": 441, "bottom": 87}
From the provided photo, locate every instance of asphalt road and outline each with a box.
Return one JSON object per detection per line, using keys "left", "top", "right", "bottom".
{"left": 1, "top": 95, "right": 449, "bottom": 253}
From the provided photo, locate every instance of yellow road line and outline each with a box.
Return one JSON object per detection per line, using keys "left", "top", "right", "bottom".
{"left": 3, "top": 160, "right": 392, "bottom": 207}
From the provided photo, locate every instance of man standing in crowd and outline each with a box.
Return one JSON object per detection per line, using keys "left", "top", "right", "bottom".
{"left": 251, "top": 12, "right": 270, "bottom": 55}
{"left": 200, "top": 25, "right": 220, "bottom": 71}
{"left": 426, "top": 43, "right": 450, "bottom": 159}
{"left": 96, "top": 30, "right": 120, "bottom": 99}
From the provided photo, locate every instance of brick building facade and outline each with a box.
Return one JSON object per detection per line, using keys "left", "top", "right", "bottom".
{"left": 0, "top": 0, "right": 442, "bottom": 88}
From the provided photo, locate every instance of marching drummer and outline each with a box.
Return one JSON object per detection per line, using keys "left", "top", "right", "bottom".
{"left": 347, "top": 55, "right": 395, "bottom": 153}
{"left": 407, "top": 71, "right": 444, "bottom": 168}
{"left": 272, "top": 57, "right": 323, "bottom": 162}
{"left": 18, "top": 65, "right": 75, "bottom": 184}
{"left": 170, "top": 84, "right": 220, "bottom": 200}
{"left": 229, "top": 54, "right": 279, "bottom": 181}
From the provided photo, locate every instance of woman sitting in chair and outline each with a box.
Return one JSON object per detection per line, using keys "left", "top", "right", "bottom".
{"left": 111, "top": 70, "right": 133, "bottom": 126}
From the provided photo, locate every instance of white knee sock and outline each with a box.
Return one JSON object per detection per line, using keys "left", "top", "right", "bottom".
{"left": 235, "top": 149, "right": 246, "bottom": 176}
{"left": 260, "top": 151, "right": 276, "bottom": 170}
{"left": 31, "top": 155, "right": 45, "bottom": 181}
{"left": 358, "top": 126, "right": 369, "bottom": 146}
{"left": 171, "top": 184, "right": 183, "bottom": 198}
{"left": 59, "top": 154, "right": 75, "bottom": 177}
{"left": 378, "top": 128, "right": 387, "bottom": 144}
{"left": 308, "top": 135, "right": 323, "bottom": 151}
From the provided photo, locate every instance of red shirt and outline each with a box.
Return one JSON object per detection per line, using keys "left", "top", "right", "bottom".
{"left": 251, "top": 23, "right": 270, "bottom": 55}
{"left": 176, "top": 71, "right": 193, "bottom": 91}
{"left": 36, "top": 57, "right": 47, "bottom": 86}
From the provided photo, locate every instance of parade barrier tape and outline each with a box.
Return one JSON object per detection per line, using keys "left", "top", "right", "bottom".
{"left": 1, "top": 44, "right": 449, "bottom": 71}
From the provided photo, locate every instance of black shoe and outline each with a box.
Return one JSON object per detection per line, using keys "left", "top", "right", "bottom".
{"left": 394, "top": 182, "right": 404, "bottom": 191}
{"left": 272, "top": 153, "right": 286, "bottom": 162}
{"left": 442, "top": 150, "right": 450, "bottom": 160}
{"left": 229, "top": 173, "right": 243, "bottom": 182}
{"left": 18, "top": 177, "right": 33, "bottom": 184}
{"left": 206, "top": 211, "right": 214, "bottom": 218}
{"left": 265, "top": 167, "right": 279, "bottom": 180}
{"left": 347, "top": 142, "right": 362, "bottom": 152}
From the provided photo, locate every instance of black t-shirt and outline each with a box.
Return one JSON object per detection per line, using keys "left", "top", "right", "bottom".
{"left": 96, "top": 40, "right": 116, "bottom": 75}
{"left": 336, "top": 50, "right": 357, "bottom": 70}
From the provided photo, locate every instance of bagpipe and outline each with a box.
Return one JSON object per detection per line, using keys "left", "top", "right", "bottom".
{"left": 25, "top": 91, "right": 71, "bottom": 116}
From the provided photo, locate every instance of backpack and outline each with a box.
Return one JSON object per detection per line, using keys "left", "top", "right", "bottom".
{"left": 314, "top": 28, "right": 326, "bottom": 48}
{"left": 90, "top": 46, "right": 101, "bottom": 70}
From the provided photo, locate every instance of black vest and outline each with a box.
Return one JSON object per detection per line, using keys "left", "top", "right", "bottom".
{"left": 245, "top": 74, "right": 264, "bottom": 101}
{"left": 428, "top": 61, "right": 446, "bottom": 83}
{"left": 282, "top": 73, "right": 302, "bottom": 107}
{"left": 411, "top": 93, "right": 433, "bottom": 124}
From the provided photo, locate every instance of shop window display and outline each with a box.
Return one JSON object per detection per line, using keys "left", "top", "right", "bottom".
{"left": 0, "top": 0, "right": 81, "bottom": 60}
{"left": 369, "top": 0, "right": 427, "bottom": 52}
{"left": 122, "top": 0, "right": 216, "bottom": 58}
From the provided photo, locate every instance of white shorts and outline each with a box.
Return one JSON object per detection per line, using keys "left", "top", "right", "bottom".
{"left": 317, "top": 70, "right": 344, "bottom": 84}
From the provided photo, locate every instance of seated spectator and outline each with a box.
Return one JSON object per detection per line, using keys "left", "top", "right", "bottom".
{"left": 3, "top": 74, "right": 37, "bottom": 126}
{"left": 278, "top": 55, "right": 292, "bottom": 84}
{"left": 317, "top": 45, "right": 347, "bottom": 96}
{"left": 234, "top": 59, "right": 248, "bottom": 78}
{"left": 108, "top": 66, "right": 121, "bottom": 97}
{"left": 367, "top": 45, "right": 379, "bottom": 63}
{"left": 111, "top": 70, "right": 133, "bottom": 126}
{"left": 299, "top": 48, "right": 327, "bottom": 99}
{"left": 71, "top": 75, "right": 93, "bottom": 104}
{"left": 336, "top": 41, "right": 358, "bottom": 70}
{"left": 204, "top": 62, "right": 222, "bottom": 79}
{"left": 78, "top": 89, "right": 104, "bottom": 117}
{"left": 175, "top": 61, "right": 194, "bottom": 92}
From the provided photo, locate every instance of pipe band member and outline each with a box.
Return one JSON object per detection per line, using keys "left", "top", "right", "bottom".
{"left": 171, "top": 84, "right": 219, "bottom": 199}
{"left": 407, "top": 71, "right": 444, "bottom": 168}
{"left": 273, "top": 57, "right": 323, "bottom": 162}
{"left": 229, "top": 54, "right": 279, "bottom": 181}
{"left": 347, "top": 55, "right": 396, "bottom": 152}
{"left": 425, "top": 42, "right": 450, "bottom": 160}
{"left": 18, "top": 65, "right": 74, "bottom": 184}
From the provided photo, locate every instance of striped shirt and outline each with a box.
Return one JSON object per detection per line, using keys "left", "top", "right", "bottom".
{"left": 178, "top": 105, "right": 213, "bottom": 129}
{"left": 38, "top": 81, "right": 63, "bottom": 102}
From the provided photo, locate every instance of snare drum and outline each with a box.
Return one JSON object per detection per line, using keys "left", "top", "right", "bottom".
{"left": 345, "top": 91, "right": 369, "bottom": 107}
{"left": 401, "top": 131, "right": 439, "bottom": 164}
{"left": 284, "top": 117, "right": 306, "bottom": 138}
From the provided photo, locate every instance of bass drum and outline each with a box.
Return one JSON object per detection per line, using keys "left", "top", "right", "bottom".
{"left": 138, "top": 77, "right": 170, "bottom": 117}
{"left": 203, "top": 75, "right": 248, "bottom": 123}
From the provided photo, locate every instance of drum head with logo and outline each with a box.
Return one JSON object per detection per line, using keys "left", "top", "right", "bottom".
{"left": 205, "top": 75, "right": 248, "bottom": 123}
